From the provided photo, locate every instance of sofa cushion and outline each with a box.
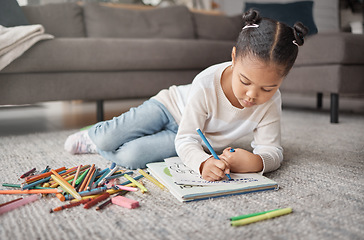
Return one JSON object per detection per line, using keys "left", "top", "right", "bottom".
{"left": 294, "top": 33, "right": 364, "bottom": 66}
{"left": 244, "top": 1, "right": 318, "bottom": 35}
{"left": 2, "top": 38, "right": 233, "bottom": 73}
{"left": 0, "top": 0, "right": 29, "bottom": 27}
{"left": 193, "top": 13, "right": 242, "bottom": 41}
{"left": 84, "top": 3, "right": 195, "bottom": 39}
{"left": 21, "top": 3, "right": 85, "bottom": 37}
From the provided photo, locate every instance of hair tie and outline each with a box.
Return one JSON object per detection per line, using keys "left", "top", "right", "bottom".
{"left": 243, "top": 24, "right": 259, "bottom": 30}
{"left": 292, "top": 40, "right": 299, "bottom": 47}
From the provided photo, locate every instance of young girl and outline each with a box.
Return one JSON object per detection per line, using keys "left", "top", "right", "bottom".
{"left": 65, "top": 9, "right": 308, "bottom": 181}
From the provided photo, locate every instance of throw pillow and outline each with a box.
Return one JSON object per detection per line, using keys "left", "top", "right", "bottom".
{"left": 0, "top": 0, "right": 29, "bottom": 27}
{"left": 244, "top": 1, "right": 318, "bottom": 35}
{"left": 84, "top": 3, "right": 195, "bottom": 39}
{"left": 22, "top": 3, "right": 85, "bottom": 38}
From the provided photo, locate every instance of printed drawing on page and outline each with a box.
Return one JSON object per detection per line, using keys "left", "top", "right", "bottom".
{"left": 165, "top": 157, "right": 260, "bottom": 186}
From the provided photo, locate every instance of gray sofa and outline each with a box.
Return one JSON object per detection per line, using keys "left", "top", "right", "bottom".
{"left": 0, "top": 3, "right": 240, "bottom": 121}
{"left": 1, "top": 2, "right": 363, "bottom": 123}
{"left": 281, "top": 32, "right": 364, "bottom": 123}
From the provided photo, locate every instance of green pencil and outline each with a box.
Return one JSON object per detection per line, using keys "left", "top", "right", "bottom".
{"left": 75, "top": 169, "right": 89, "bottom": 185}
{"left": 231, "top": 207, "right": 293, "bottom": 226}
{"left": 230, "top": 208, "right": 281, "bottom": 221}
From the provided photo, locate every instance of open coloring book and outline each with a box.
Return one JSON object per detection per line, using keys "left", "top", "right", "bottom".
{"left": 147, "top": 157, "right": 279, "bottom": 202}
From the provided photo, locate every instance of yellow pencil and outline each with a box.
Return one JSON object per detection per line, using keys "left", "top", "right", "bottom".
{"left": 124, "top": 174, "right": 148, "bottom": 193}
{"left": 137, "top": 180, "right": 146, "bottom": 194}
{"left": 138, "top": 169, "right": 165, "bottom": 190}
{"left": 50, "top": 175, "right": 74, "bottom": 188}
{"left": 51, "top": 174, "right": 82, "bottom": 200}
{"left": 231, "top": 207, "right": 293, "bottom": 226}
{"left": 70, "top": 183, "right": 138, "bottom": 202}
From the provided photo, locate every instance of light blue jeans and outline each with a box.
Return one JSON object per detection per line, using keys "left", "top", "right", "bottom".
{"left": 88, "top": 99, "right": 178, "bottom": 169}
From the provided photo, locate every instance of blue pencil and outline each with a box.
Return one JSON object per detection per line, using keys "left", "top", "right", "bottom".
{"left": 22, "top": 170, "right": 67, "bottom": 190}
{"left": 196, "top": 128, "right": 232, "bottom": 180}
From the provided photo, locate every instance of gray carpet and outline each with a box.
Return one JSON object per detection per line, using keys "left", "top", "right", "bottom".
{"left": 0, "top": 108, "right": 363, "bottom": 240}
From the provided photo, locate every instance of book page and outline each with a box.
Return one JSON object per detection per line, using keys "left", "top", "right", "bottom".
{"left": 165, "top": 157, "right": 261, "bottom": 186}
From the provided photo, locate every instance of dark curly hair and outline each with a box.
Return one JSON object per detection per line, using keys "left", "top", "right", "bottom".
{"left": 235, "top": 9, "right": 309, "bottom": 76}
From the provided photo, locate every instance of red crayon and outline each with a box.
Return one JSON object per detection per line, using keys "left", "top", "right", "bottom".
{"left": 83, "top": 193, "right": 110, "bottom": 209}
{"left": 50, "top": 198, "right": 92, "bottom": 213}
{"left": 20, "top": 168, "right": 36, "bottom": 178}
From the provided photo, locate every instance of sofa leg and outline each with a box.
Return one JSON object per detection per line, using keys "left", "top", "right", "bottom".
{"left": 96, "top": 100, "right": 104, "bottom": 122}
{"left": 317, "top": 92, "right": 323, "bottom": 109}
{"left": 330, "top": 93, "right": 339, "bottom": 123}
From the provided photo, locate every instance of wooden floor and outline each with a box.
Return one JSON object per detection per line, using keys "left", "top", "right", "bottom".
{"left": 0, "top": 99, "right": 146, "bottom": 136}
{"left": 0, "top": 94, "right": 363, "bottom": 137}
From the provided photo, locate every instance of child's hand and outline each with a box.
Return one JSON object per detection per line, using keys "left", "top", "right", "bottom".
{"left": 220, "top": 147, "right": 263, "bottom": 173}
{"left": 200, "top": 157, "right": 230, "bottom": 181}
{"left": 219, "top": 147, "right": 240, "bottom": 169}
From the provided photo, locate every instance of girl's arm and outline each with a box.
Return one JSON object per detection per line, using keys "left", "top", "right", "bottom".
{"left": 175, "top": 72, "right": 226, "bottom": 175}
{"left": 222, "top": 92, "right": 283, "bottom": 174}
{"left": 175, "top": 94, "right": 214, "bottom": 175}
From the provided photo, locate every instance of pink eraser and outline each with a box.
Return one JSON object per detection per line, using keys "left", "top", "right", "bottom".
{"left": 111, "top": 196, "right": 139, "bottom": 209}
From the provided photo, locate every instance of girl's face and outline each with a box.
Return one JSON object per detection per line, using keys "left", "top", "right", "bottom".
{"left": 230, "top": 49, "right": 284, "bottom": 108}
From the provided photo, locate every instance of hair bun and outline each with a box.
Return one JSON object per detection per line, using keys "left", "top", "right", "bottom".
{"left": 293, "top": 22, "right": 309, "bottom": 46}
{"left": 242, "top": 9, "right": 262, "bottom": 26}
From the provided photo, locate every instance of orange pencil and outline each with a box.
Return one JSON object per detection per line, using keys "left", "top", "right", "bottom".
{"left": 79, "top": 164, "right": 95, "bottom": 192}
{"left": 0, "top": 189, "right": 61, "bottom": 194}
{"left": 26, "top": 167, "right": 66, "bottom": 183}
{"left": 55, "top": 193, "right": 66, "bottom": 202}
{"left": 60, "top": 166, "right": 78, "bottom": 176}
{"left": 50, "top": 169, "right": 70, "bottom": 185}
{"left": 72, "top": 165, "right": 82, "bottom": 187}
{"left": 83, "top": 167, "right": 96, "bottom": 191}
{"left": 63, "top": 165, "right": 90, "bottom": 178}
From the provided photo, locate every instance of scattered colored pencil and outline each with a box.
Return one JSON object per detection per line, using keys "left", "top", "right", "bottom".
{"left": 84, "top": 192, "right": 110, "bottom": 209}
{"left": 25, "top": 167, "right": 66, "bottom": 183}
{"left": 230, "top": 207, "right": 293, "bottom": 227}
{"left": 137, "top": 168, "right": 165, "bottom": 189}
{"left": 230, "top": 208, "right": 280, "bottom": 221}
{"left": 115, "top": 185, "right": 138, "bottom": 192}
{"left": 79, "top": 164, "right": 95, "bottom": 192}
{"left": 0, "top": 197, "right": 23, "bottom": 208}
{"left": 123, "top": 174, "right": 148, "bottom": 193}
{"left": 95, "top": 190, "right": 127, "bottom": 211}
{"left": 0, "top": 194, "right": 40, "bottom": 215}
{"left": 0, "top": 189, "right": 62, "bottom": 194}
{"left": 50, "top": 198, "right": 92, "bottom": 213}
{"left": 0, "top": 163, "right": 156, "bottom": 215}
{"left": 51, "top": 174, "right": 81, "bottom": 200}
{"left": 20, "top": 168, "right": 36, "bottom": 178}
{"left": 72, "top": 165, "right": 82, "bottom": 187}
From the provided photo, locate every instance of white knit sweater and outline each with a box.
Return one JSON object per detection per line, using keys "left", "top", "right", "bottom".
{"left": 153, "top": 62, "right": 283, "bottom": 174}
